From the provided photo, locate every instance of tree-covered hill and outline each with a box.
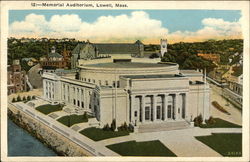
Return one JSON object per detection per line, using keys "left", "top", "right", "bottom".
{"left": 161, "top": 39, "right": 243, "bottom": 72}
{"left": 7, "top": 38, "right": 80, "bottom": 65}
{"left": 7, "top": 38, "right": 243, "bottom": 73}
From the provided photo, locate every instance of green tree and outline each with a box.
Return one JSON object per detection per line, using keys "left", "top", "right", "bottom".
{"left": 17, "top": 95, "right": 21, "bottom": 102}
{"left": 12, "top": 97, "right": 16, "bottom": 103}
{"left": 27, "top": 95, "right": 31, "bottom": 101}
{"left": 111, "top": 119, "right": 116, "bottom": 131}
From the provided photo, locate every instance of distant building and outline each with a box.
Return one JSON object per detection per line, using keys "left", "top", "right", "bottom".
{"left": 197, "top": 53, "right": 220, "bottom": 63}
{"left": 227, "top": 66, "right": 243, "bottom": 96}
{"left": 71, "top": 40, "right": 144, "bottom": 69}
{"left": 40, "top": 46, "right": 71, "bottom": 69}
{"left": 21, "top": 57, "right": 38, "bottom": 66}
{"left": 7, "top": 60, "right": 27, "bottom": 95}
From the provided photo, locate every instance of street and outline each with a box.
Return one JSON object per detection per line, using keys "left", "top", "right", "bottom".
{"left": 209, "top": 83, "right": 242, "bottom": 125}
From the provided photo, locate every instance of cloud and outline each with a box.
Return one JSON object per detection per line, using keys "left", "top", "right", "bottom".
{"left": 167, "top": 18, "right": 242, "bottom": 42}
{"left": 10, "top": 11, "right": 168, "bottom": 43}
{"left": 9, "top": 11, "right": 242, "bottom": 43}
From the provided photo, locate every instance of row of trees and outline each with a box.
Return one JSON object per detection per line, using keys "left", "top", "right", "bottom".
{"left": 12, "top": 95, "right": 36, "bottom": 102}
{"left": 8, "top": 38, "right": 80, "bottom": 65}
{"left": 103, "top": 119, "right": 134, "bottom": 132}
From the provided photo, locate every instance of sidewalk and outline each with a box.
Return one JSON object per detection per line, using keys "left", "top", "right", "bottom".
{"left": 210, "top": 84, "right": 242, "bottom": 125}
{"left": 10, "top": 99, "right": 242, "bottom": 157}
{"left": 98, "top": 127, "right": 242, "bottom": 157}
{"left": 11, "top": 102, "right": 119, "bottom": 156}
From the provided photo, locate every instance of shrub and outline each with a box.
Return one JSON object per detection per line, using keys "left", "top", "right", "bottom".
{"left": 22, "top": 96, "right": 27, "bottom": 101}
{"left": 118, "top": 122, "right": 129, "bottom": 131}
{"left": 27, "top": 96, "right": 31, "bottom": 101}
{"left": 83, "top": 112, "right": 88, "bottom": 122}
{"left": 12, "top": 97, "right": 16, "bottom": 103}
{"left": 111, "top": 119, "right": 116, "bottom": 131}
{"left": 103, "top": 124, "right": 110, "bottom": 131}
{"left": 194, "top": 114, "right": 203, "bottom": 126}
{"left": 206, "top": 116, "right": 216, "bottom": 125}
{"left": 128, "top": 123, "right": 134, "bottom": 132}
{"left": 123, "top": 122, "right": 128, "bottom": 131}
{"left": 17, "top": 95, "right": 21, "bottom": 102}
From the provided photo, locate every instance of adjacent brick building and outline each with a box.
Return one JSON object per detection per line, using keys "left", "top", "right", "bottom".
{"left": 197, "top": 53, "right": 220, "bottom": 63}
{"left": 40, "top": 46, "right": 71, "bottom": 69}
{"left": 7, "top": 60, "right": 27, "bottom": 95}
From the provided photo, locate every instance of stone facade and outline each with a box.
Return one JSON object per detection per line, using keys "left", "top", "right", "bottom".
{"left": 42, "top": 57, "right": 210, "bottom": 128}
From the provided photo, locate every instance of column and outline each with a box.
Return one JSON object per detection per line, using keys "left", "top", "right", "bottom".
{"left": 48, "top": 81, "right": 51, "bottom": 99}
{"left": 68, "top": 85, "right": 70, "bottom": 104}
{"left": 184, "top": 93, "right": 187, "bottom": 120}
{"left": 64, "top": 83, "right": 68, "bottom": 103}
{"left": 66, "top": 84, "right": 68, "bottom": 103}
{"left": 126, "top": 94, "right": 130, "bottom": 123}
{"left": 76, "top": 88, "right": 80, "bottom": 107}
{"left": 179, "top": 94, "right": 183, "bottom": 119}
{"left": 85, "top": 89, "right": 89, "bottom": 109}
{"left": 174, "top": 93, "right": 179, "bottom": 120}
{"left": 131, "top": 95, "right": 135, "bottom": 124}
{"left": 52, "top": 82, "right": 54, "bottom": 99}
{"left": 79, "top": 88, "right": 82, "bottom": 108}
{"left": 43, "top": 80, "right": 47, "bottom": 98}
{"left": 74, "top": 87, "right": 77, "bottom": 106}
{"left": 141, "top": 95, "right": 145, "bottom": 123}
{"left": 152, "top": 94, "right": 157, "bottom": 121}
{"left": 70, "top": 86, "right": 73, "bottom": 106}
{"left": 164, "top": 93, "right": 168, "bottom": 121}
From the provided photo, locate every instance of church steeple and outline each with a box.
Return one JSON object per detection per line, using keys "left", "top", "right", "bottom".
{"left": 160, "top": 39, "right": 168, "bottom": 57}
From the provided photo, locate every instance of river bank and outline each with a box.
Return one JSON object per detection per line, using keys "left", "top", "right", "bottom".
{"left": 8, "top": 105, "right": 92, "bottom": 156}
{"left": 8, "top": 118, "right": 57, "bottom": 156}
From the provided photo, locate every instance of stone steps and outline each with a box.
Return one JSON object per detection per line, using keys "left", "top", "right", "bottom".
{"left": 138, "top": 121, "right": 190, "bottom": 133}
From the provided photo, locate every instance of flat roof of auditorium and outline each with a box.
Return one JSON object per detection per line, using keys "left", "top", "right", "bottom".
{"left": 84, "top": 62, "right": 174, "bottom": 68}
{"left": 121, "top": 74, "right": 184, "bottom": 79}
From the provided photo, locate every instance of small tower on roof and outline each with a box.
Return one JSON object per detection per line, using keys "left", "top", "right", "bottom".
{"left": 160, "top": 39, "right": 168, "bottom": 57}
{"left": 51, "top": 46, "right": 56, "bottom": 53}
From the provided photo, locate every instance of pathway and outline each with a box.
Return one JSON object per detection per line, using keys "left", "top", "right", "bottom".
{"left": 10, "top": 96, "right": 242, "bottom": 157}
{"left": 10, "top": 102, "right": 119, "bottom": 156}
{"left": 98, "top": 127, "right": 242, "bottom": 157}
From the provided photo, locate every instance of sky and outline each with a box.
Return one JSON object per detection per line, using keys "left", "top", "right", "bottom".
{"left": 9, "top": 10, "right": 242, "bottom": 43}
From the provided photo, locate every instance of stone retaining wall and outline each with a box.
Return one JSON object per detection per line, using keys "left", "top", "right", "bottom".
{"left": 8, "top": 105, "right": 93, "bottom": 156}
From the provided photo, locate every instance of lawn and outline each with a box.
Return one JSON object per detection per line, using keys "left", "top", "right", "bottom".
{"left": 200, "top": 118, "right": 242, "bottom": 128}
{"left": 35, "top": 104, "right": 63, "bottom": 115}
{"left": 195, "top": 133, "right": 242, "bottom": 157}
{"left": 80, "top": 127, "right": 130, "bottom": 141}
{"left": 57, "top": 114, "right": 91, "bottom": 127}
{"left": 106, "top": 140, "right": 177, "bottom": 156}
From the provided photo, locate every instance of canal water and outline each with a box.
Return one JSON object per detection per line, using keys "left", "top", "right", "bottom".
{"left": 8, "top": 118, "right": 57, "bottom": 156}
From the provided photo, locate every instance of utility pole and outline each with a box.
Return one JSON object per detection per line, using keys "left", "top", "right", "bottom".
{"left": 202, "top": 68, "right": 206, "bottom": 124}
{"left": 114, "top": 68, "right": 118, "bottom": 131}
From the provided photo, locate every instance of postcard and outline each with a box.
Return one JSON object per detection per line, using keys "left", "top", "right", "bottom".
{"left": 1, "top": 1, "right": 249, "bottom": 162}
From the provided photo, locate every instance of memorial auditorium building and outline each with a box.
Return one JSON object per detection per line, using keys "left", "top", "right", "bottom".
{"left": 42, "top": 40, "right": 210, "bottom": 129}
